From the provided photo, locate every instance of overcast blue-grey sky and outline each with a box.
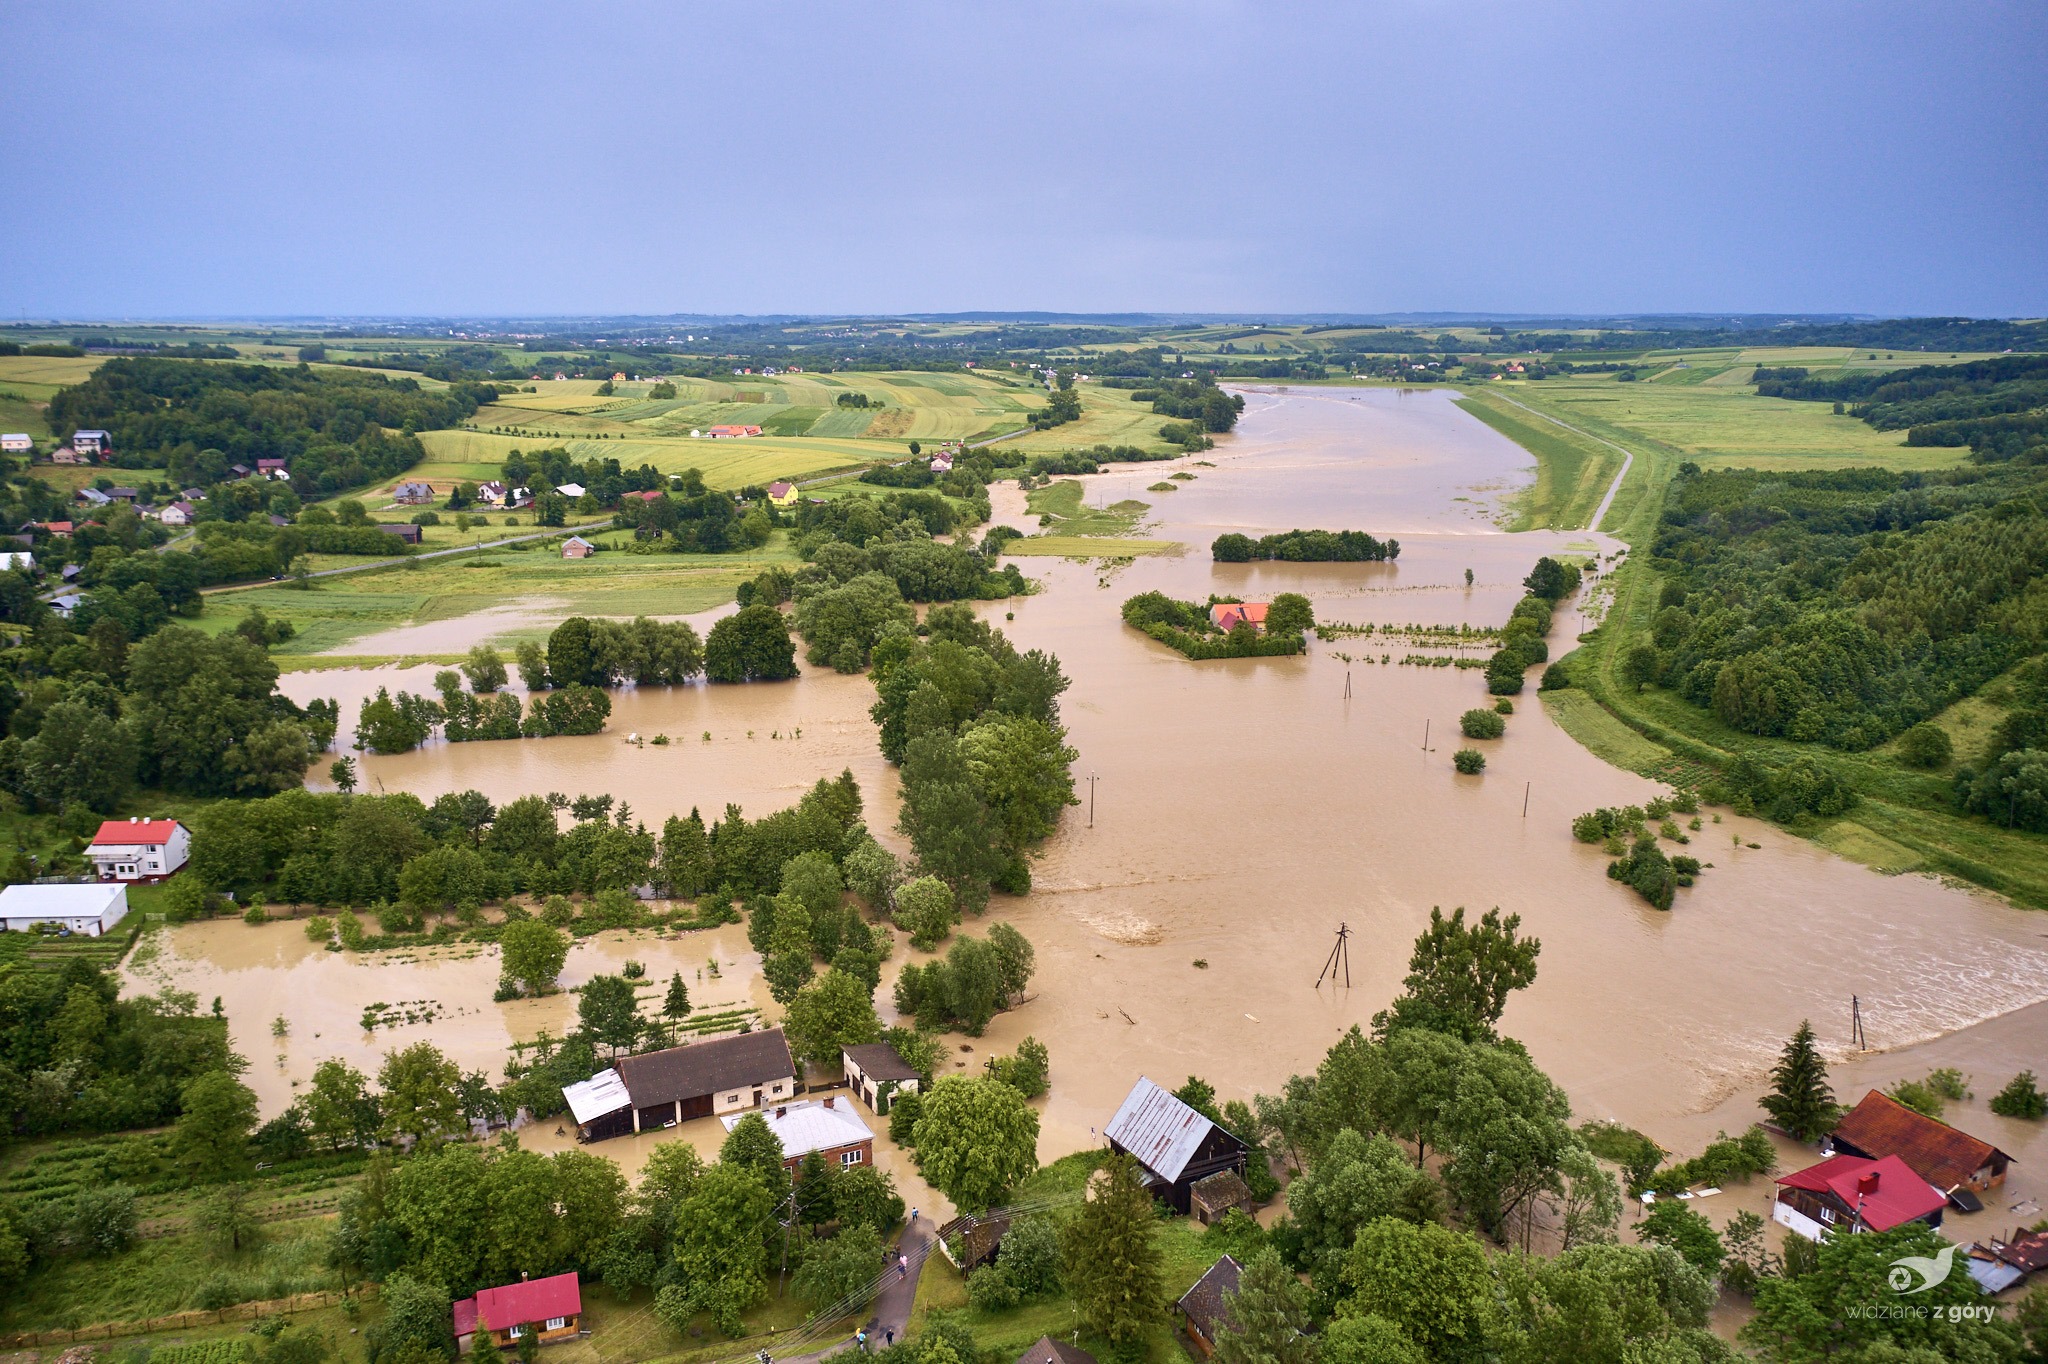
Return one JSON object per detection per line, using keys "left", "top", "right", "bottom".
{"left": 2, "top": 0, "right": 2044, "bottom": 319}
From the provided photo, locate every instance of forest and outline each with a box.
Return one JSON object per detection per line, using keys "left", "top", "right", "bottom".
{"left": 1753, "top": 353, "right": 2048, "bottom": 458}
{"left": 45, "top": 358, "right": 495, "bottom": 496}
{"left": 1636, "top": 462, "right": 2048, "bottom": 752}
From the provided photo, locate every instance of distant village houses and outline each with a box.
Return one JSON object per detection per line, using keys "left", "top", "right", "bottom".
{"left": 560, "top": 535, "right": 595, "bottom": 559}
{"left": 393, "top": 480, "right": 436, "bottom": 505}
{"left": 0, "top": 434, "right": 33, "bottom": 455}
{"left": 1208, "top": 601, "right": 1269, "bottom": 632}
{"left": 69, "top": 430, "right": 111, "bottom": 456}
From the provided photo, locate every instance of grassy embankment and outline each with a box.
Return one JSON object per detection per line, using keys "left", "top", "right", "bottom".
{"left": 906, "top": 1151, "right": 1233, "bottom": 1361}
{"left": 1485, "top": 377, "right": 2048, "bottom": 906}
{"left": 1004, "top": 480, "right": 1177, "bottom": 558}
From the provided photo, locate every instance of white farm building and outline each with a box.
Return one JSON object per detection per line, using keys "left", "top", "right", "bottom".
{"left": 0, "top": 883, "right": 130, "bottom": 937}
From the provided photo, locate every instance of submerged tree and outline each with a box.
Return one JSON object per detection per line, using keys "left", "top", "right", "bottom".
{"left": 1759, "top": 1020, "right": 1836, "bottom": 1141}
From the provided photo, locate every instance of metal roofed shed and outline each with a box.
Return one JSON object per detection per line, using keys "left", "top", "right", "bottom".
{"left": 562, "top": 1069, "right": 631, "bottom": 1138}
{"left": 0, "top": 882, "right": 130, "bottom": 937}
{"left": 1103, "top": 1076, "right": 1251, "bottom": 1214}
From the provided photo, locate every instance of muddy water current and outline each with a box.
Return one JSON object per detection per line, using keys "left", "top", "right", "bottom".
{"left": 140, "top": 386, "right": 2048, "bottom": 1210}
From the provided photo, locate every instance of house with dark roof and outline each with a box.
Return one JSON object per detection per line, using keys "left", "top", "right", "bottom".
{"left": 936, "top": 1210, "right": 1012, "bottom": 1272}
{"left": 1772, "top": 1153, "right": 1946, "bottom": 1242}
{"left": 1175, "top": 1255, "right": 1242, "bottom": 1357}
{"left": 393, "top": 480, "right": 435, "bottom": 504}
{"left": 258, "top": 458, "right": 289, "bottom": 480}
{"left": 1827, "top": 1090, "right": 2013, "bottom": 1198}
{"left": 1104, "top": 1077, "right": 1251, "bottom": 1215}
{"left": 1016, "top": 1338, "right": 1095, "bottom": 1364}
{"left": 453, "top": 1271, "right": 582, "bottom": 1353}
{"left": 1188, "top": 1169, "right": 1254, "bottom": 1226}
{"left": 377, "top": 523, "right": 424, "bottom": 546}
{"left": 843, "top": 1042, "right": 921, "bottom": 1114}
{"left": 561, "top": 1029, "right": 797, "bottom": 1142}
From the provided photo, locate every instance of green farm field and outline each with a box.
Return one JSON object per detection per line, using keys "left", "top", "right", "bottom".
{"left": 411, "top": 429, "right": 898, "bottom": 491}
{"left": 198, "top": 534, "right": 799, "bottom": 657}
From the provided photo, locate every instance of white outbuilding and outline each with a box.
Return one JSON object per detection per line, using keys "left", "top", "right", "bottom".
{"left": 0, "top": 882, "right": 130, "bottom": 936}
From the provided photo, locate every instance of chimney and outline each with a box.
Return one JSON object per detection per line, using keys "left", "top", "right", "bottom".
{"left": 824, "top": 1095, "right": 835, "bottom": 1109}
{"left": 522, "top": 1270, "right": 530, "bottom": 1280}
{"left": 776, "top": 1106, "right": 786, "bottom": 1118}
{"left": 1857, "top": 1170, "right": 1881, "bottom": 1195}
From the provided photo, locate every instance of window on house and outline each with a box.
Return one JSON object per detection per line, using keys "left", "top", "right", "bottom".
{"left": 727, "top": 1093, "right": 739, "bottom": 1103}
{"left": 507, "top": 1324, "right": 526, "bottom": 1338}
{"left": 840, "top": 1149, "right": 863, "bottom": 1167}
{"left": 1819, "top": 1206, "right": 1835, "bottom": 1223}
{"left": 545, "top": 1317, "right": 567, "bottom": 1331}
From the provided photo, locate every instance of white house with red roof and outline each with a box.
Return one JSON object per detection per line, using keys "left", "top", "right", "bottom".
{"left": 453, "top": 1271, "right": 583, "bottom": 1353}
{"left": 86, "top": 818, "right": 191, "bottom": 882}
{"left": 1772, "top": 1152, "right": 1947, "bottom": 1241}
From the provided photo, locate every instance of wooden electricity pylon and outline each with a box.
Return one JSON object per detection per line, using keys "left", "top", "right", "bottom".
{"left": 1851, "top": 994, "right": 1867, "bottom": 1050}
{"left": 1315, "top": 923, "right": 1353, "bottom": 989}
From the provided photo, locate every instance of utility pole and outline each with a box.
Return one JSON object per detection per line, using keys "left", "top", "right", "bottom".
{"left": 1087, "top": 772, "right": 1097, "bottom": 828}
{"left": 1523, "top": 782, "right": 1531, "bottom": 818}
{"left": 1851, "top": 994, "right": 1867, "bottom": 1050}
{"left": 1422, "top": 719, "right": 1430, "bottom": 752}
{"left": 1315, "top": 923, "right": 1352, "bottom": 989}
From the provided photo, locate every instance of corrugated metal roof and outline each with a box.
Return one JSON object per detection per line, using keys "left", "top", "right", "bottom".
{"left": 1104, "top": 1076, "right": 1214, "bottom": 1183}
{"left": 562, "top": 1068, "right": 630, "bottom": 1125}
{"left": 724, "top": 1098, "right": 872, "bottom": 1158}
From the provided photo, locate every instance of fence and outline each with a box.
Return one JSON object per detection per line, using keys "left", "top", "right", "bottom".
{"left": 0, "top": 1286, "right": 376, "bottom": 1349}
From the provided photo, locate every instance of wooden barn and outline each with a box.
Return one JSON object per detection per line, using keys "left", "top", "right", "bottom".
{"left": 1103, "top": 1076, "right": 1251, "bottom": 1215}
{"left": 1827, "top": 1089, "right": 2013, "bottom": 1203}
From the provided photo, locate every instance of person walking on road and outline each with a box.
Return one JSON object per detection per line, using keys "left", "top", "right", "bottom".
{"left": 898, "top": 1252, "right": 909, "bottom": 1278}
{"left": 857, "top": 1331, "right": 868, "bottom": 1353}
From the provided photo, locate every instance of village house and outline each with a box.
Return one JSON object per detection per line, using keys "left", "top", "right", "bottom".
{"left": 1175, "top": 1255, "right": 1243, "bottom": 1358}
{"left": 105, "top": 487, "right": 140, "bottom": 503}
{"left": 453, "top": 1271, "right": 583, "bottom": 1354}
{"left": 1826, "top": 1089, "right": 2014, "bottom": 1204}
{"left": 1, "top": 551, "right": 33, "bottom": 574}
{"left": 69, "top": 430, "right": 111, "bottom": 456}
{"left": 1771, "top": 1153, "right": 1946, "bottom": 1241}
{"left": 554, "top": 482, "right": 586, "bottom": 499}
{"left": 936, "top": 1211, "right": 1012, "bottom": 1272}
{"left": 392, "top": 480, "right": 436, "bottom": 505}
{"left": 1208, "top": 601, "right": 1269, "bottom": 632}
{"left": 477, "top": 480, "right": 509, "bottom": 505}
{"left": 561, "top": 535, "right": 595, "bottom": 559}
{"left": 1016, "top": 1339, "right": 1095, "bottom": 1364}
{"left": 561, "top": 1028, "right": 797, "bottom": 1142}
{"left": 87, "top": 817, "right": 192, "bottom": 881}
{"left": 376, "top": 523, "right": 424, "bottom": 546}
{"left": 707, "top": 424, "right": 763, "bottom": 439}
{"left": 75, "top": 487, "right": 111, "bottom": 508}
{"left": 0, "top": 883, "right": 130, "bottom": 937}
{"left": 258, "top": 458, "right": 290, "bottom": 480}
{"left": 843, "top": 1042, "right": 921, "bottom": 1114}
{"left": 721, "top": 1095, "right": 873, "bottom": 1175}
{"left": 767, "top": 481, "right": 798, "bottom": 508}
{"left": 51, "top": 592, "right": 83, "bottom": 618}
{"left": 1, "top": 434, "right": 32, "bottom": 455}
{"left": 929, "top": 452, "right": 954, "bottom": 474}
{"left": 50, "top": 446, "right": 85, "bottom": 465}
{"left": 229, "top": 463, "right": 253, "bottom": 479}
{"left": 1104, "top": 1076, "right": 1253, "bottom": 1215}
{"left": 158, "top": 501, "right": 196, "bottom": 527}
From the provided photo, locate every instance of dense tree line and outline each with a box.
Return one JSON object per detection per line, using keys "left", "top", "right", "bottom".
{"left": 1753, "top": 354, "right": 2048, "bottom": 460}
{"left": 1139, "top": 377, "right": 1245, "bottom": 432}
{"left": 868, "top": 604, "right": 1075, "bottom": 905}
{"left": 46, "top": 358, "right": 493, "bottom": 496}
{"left": 0, "top": 622, "right": 334, "bottom": 812}
{"left": 1211, "top": 529, "right": 1399, "bottom": 563}
{"left": 1635, "top": 462, "right": 2048, "bottom": 750}
{"left": 1483, "top": 558, "right": 1579, "bottom": 696}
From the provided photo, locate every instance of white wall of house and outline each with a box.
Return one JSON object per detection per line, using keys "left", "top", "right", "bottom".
{"left": 1772, "top": 1197, "right": 1832, "bottom": 1243}
{"left": 87, "top": 824, "right": 191, "bottom": 881}
{"left": 711, "top": 1075, "right": 793, "bottom": 1115}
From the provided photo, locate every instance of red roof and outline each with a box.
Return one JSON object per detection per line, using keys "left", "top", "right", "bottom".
{"left": 1776, "top": 1153, "right": 1946, "bottom": 1232}
{"left": 1832, "top": 1089, "right": 2010, "bottom": 1190}
{"left": 90, "top": 819, "right": 184, "bottom": 846}
{"left": 453, "top": 1271, "right": 581, "bottom": 1336}
{"left": 623, "top": 489, "right": 662, "bottom": 501}
{"left": 1209, "top": 601, "right": 1269, "bottom": 631}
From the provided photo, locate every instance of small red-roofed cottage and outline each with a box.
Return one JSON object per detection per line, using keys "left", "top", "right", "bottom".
{"left": 1208, "top": 601, "right": 1268, "bottom": 632}
{"left": 454, "top": 1271, "right": 583, "bottom": 1353}
{"left": 86, "top": 818, "right": 191, "bottom": 882}
{"left": 1772, "top": 1153, "right": 1946, "bottom": 1242}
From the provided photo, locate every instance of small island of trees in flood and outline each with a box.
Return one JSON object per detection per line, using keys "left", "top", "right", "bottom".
{"left": 1211, "top": 528, "right": 1400, "bottom": 562}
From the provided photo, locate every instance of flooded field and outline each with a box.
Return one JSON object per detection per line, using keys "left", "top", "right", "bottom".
{"left": 148, "top": 385, "right": 2048, "bottom": 1224}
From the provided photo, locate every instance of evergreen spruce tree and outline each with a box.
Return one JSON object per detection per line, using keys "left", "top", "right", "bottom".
{"left": 1761, "top": 1020, "right": 1837, "bottom": 1141}
{"left": 1211, "top": 1248, "right": 1314, "bottom": 1364}
{"left": 1059, "top": 1154, "right": 1164, "bottom": 1347}
{"left": 470, "top": 1320, "right": 505, "bottom": 1364}
{"left": 665, "top": 972, "right": 692, "bottom": 1023}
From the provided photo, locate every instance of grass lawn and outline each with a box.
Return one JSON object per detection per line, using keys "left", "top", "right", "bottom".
{"left": 415, "top": 428, "right": 902, "bottom": 491}
{"left": 199, "top": 534, "right": 797, "bottom": 656}
{"left": 1004, "top": 483, "right": 1175, "bottom": 558}
{"left": 1003, "top": 386, "right": 1183, "bottom": 456}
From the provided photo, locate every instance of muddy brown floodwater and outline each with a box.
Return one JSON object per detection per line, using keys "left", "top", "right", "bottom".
{"left": 147, "top": 386, "right": 2048, "bottom": 1229}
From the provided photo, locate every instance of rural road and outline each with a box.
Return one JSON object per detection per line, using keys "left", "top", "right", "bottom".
{"left": 1488, "top": 390, "right": 1637, "bottom": 533}
{"left": 775, "top": 1220, "right": 936, "bottom": 1364}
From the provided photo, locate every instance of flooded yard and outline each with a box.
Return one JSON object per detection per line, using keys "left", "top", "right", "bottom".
{"left": 142, "top": 385, "right": 2048, "bottom": 1224}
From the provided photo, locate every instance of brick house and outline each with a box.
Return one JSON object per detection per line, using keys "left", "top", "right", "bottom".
{"left": 723, "top": 1095, "right": 873, "bottom": 1175}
